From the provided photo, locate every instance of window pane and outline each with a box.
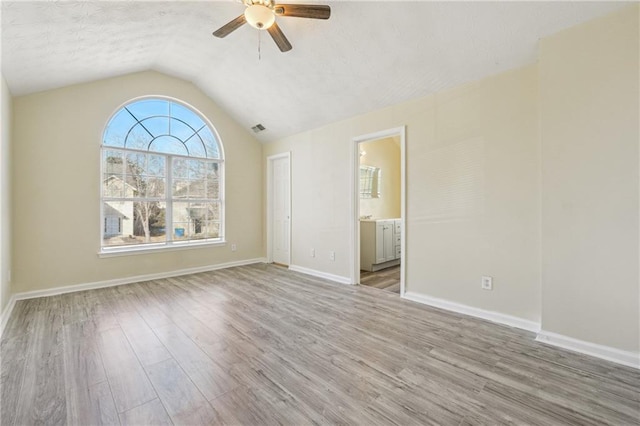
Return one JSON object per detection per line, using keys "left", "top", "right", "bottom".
{"left": 188, "top": 203, "right": 209, "bottom": 240}
{"left": 206, "top": 163, "right": 220, "bottom": 199}
{"left": 185, "top": 137, "right": 207, "bottom": 158}
{"left": 126, "top": 100, "right": 169, "bottom": 120}
{"left": 172, "top": 201, "right": 190, "bottom": 240}
{"left": 104, "top": 150, "right": 124, "bottom": 175}
{"left": 203, "top": 221, "right": 220, "bottom": 239}
{"left": 145, "top": 177, "right": 165, "bottom": 198}
{"left": 126, "top": 152, "right": 147, "bottom": 174}
{"left": 142, "top": 116, "right": 169, "bottom": 138}
{"left": 170, "top": 102, "right": 205, "bottom": 131}
{"left": 125, "top": 153, "right": 146, "bottom": 198}
{"left": 172, "top": 175, "right": 215, "bottom": 200}
{"left": 189, "top": 160, "right": 207, "bottom": 199}
{"left": 124, "top": 175, "right": 143, "bottom": 198}
{"left": 147, "top": 155, "right": 165, "bottom": 177}
{"left": 149, "top": 135, "right": 188, "bottom": 156}
{"left": 205, "top": 178, "right": 219, "bottom": 199}
{"left": 170, "top": 117, "right": 198, "bottom": 143}
{"left": 188, "top": 159, "right": 206, "bottom": 180}
{"left": 103, "top": 202, "right": 135, "bottom": 245}
{"left": 172, "top": 180, "right": 189, "bottom": 199}
{"left": 132, "top": 201, "right": 166, "bottom": 244}
{"left": 206, "top": 162, "right": 219, "bottom": 177}
{"left": 188, "top": 178, "right": 206, "bottom": 199}
{"left": 125, "top": 123, "right": 153, "bottom": 151}
{"left": 175, "top": 180, "right": 205, "bottom": 199}
{"left": 172, "top": 158, "right": 188, "bottom": 178}
{"left": 198, "top": 127, "right": 220, "bottom": 159}
{"left": 207, "top": 202, "right": 221, "bottom": 221}
{"left": 103, "top": 174, "right": 124, "bottom": 198}
{"left": 104, "top": 110, "right": 135, "bottom": 148}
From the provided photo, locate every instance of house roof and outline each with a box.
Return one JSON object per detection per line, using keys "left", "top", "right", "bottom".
{"left": 104, "top": 175, "right": 138, "bottom": 193}
{"left": 0, "top": 1, "right": 626, "bottom": 143}
{"left": 104, "top": 203, "right": 129, "bottom": 220}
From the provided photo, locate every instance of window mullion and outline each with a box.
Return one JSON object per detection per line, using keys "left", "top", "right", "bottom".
{"left": 166, "top": 154, "right": 173, "bottom": 243}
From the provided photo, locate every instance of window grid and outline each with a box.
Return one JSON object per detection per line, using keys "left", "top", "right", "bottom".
{"left": 101, "top": 98, "right": 224, "bottom": 251}
{"left": 102, "top": 148, "right": 223, "bottom": 247}
{"left": 360, "top": 165, "right": 381, "bottom": 199}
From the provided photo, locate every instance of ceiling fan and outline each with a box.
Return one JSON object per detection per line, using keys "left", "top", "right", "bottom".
{"left": 212, "top": 0, "right": 331, "bottom": 52}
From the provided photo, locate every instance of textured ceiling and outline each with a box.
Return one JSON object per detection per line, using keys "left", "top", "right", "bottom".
{"left": 1, "top": 1, "right": 629, "bottom": 142}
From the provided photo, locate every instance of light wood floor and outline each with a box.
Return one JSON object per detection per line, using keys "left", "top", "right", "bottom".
{"left": 1, "top": 264, "right": 639, "bottom": 425}
{"left": 360, "top": 265, "right": 401, "bottom": 293}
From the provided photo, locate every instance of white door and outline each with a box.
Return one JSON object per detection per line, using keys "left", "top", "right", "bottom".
{"left": 272, "top": 156, "right": 290, "bottom": 265}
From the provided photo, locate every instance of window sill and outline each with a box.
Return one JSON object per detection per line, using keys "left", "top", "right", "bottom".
{"left": 98, "top": 239, "right": 226, "bottom": 258}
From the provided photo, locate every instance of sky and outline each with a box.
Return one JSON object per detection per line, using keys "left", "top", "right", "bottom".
{"left": 103, "top": 99, "right": 220, "bottom": 159}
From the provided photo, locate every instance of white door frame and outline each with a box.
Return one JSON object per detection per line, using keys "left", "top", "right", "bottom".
{"left": 350, "top": 126, "right": 406, "bottom": 295}
{"left": 266, "top": 152, "right": 292, "bottom": 265}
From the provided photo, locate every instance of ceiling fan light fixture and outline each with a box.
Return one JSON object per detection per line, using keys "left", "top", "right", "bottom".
{"left": 245, "top": 4, "right": 275, "bottom": 30}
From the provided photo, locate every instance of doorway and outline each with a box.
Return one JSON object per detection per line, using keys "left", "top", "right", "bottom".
{"left": 267, "top": 152, "right": 291, "bottom": 266}
{"left": 350, "top": 127, "right": 406, "bottom": 295}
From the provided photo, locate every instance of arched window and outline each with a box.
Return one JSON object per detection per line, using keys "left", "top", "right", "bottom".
{"left": 101, "top": 98, "right": 224, "bottom": 252}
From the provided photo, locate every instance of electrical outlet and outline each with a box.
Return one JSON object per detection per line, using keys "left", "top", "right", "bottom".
{"left": 329, "top": 251, "right": 335, "bottom": 261}
{"left": 310, "top": 248, "right": 315, "bottom": 258}
{"left": 231, "top": 244, "right": 237, "bottom": 252}
{"left": 481, "top": 276, "right": 493, "bottom": 290}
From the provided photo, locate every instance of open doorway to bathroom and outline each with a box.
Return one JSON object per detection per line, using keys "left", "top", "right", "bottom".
{"left": 351, "top": 127, "right": 405, "bottom": 295}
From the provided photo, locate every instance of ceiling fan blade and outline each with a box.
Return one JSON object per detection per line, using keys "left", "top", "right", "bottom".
{"left": 274, "top": 4, "right": 331, "bottom": 19}
{"left": 212, "top": 14, "right": 247, "bottom": 38}
{"left": 267, "top": 22, "right": 292, "bottom": 52}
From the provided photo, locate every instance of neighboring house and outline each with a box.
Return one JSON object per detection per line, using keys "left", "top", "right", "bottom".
{"left": 103, "top": 203, "right": 129, "bottom": 237}
{"left": 103, "top": 175, "right": 136, "bottom": 239}
{"left": 172, "top": 179, "right": 220, "bottom": 239}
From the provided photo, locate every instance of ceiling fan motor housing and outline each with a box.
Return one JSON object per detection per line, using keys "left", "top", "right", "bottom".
{"left": 245, "top": 4, "right": 275, "bottom": 29}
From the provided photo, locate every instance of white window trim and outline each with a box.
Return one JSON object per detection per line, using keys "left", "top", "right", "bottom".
{"left": 98, "top": 239, "right": 226, "bottom": 258}
{"left": 99, "top": 96, "right": 225, "bottom": 255}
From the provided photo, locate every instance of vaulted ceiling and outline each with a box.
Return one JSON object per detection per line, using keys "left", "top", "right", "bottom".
{"left": 1, "top": 1, "right": 627, "bottom": 142}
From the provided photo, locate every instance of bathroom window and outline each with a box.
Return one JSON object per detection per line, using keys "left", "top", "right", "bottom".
{"left": 360, "top": 165, "right": 381, "bottom": 198}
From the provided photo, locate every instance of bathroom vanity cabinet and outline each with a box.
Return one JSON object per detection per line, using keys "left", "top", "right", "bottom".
{"left": 360, "top": 219, "right": 401, "bottom": 272}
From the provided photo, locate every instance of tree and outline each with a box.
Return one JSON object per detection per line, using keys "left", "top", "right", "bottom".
{"left": 129, "top": 164, "right": 164, "bottom": 242}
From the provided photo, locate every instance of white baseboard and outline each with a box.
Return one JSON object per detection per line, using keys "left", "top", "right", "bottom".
{"left": 401, "top": 291, "right": 638, "bottom": 369}
{"left": 402, "top": 291, "right": 541, "bottom": 333}
{"left": 288, "top": 264, "right": 352, "bottom": 285}
{"left": 5, "top": 261, "right": 637, "bottom": 370}
{"left": 0, "top": 257, "right": 266, "bottom": 338}
{"left": 536, "top": 330, "right": 640, "bottom": 370}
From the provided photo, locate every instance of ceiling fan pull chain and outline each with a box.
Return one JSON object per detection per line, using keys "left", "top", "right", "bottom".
{"left": 258, "top": 30, "right": 262, "bottom": 61}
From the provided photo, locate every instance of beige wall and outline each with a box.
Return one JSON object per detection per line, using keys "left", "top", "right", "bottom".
{"left": 264, "top": 5, "right": 639, "bottom": 353}
{"left": 410, "top": 67, "right": 541, "bottom": 322}
{"left": 264, "top": 64, "right": 541, "bottom": 322}
{"left": 359, "top": 136, "right": 401, "bottom": 220}
{"left": 12, "top": 71, "right": 263, "bottom": 293}
{"left": 1, "top": 75, "right": 12, "bottom": 312}
{"left": 540, "top": 6, "right": 639, "bottom": 352}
